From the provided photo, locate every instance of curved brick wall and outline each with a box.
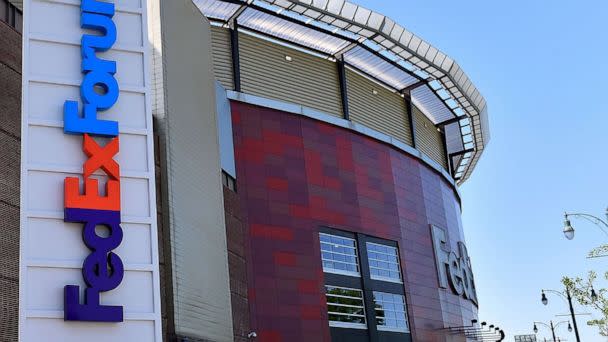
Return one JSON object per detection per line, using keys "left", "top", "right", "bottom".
{"left": 230, "top": 101, "right": 477, "bottom": 342}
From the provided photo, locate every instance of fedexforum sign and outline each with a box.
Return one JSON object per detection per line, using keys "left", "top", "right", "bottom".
{"left": 20, "top": 0, "right": 162, "bottom": 340}
{"left": 62, "top": 0, "right": 125, "bottom": 322}
{"left": 431, "top": 225, "right": 478, "bottom": 305}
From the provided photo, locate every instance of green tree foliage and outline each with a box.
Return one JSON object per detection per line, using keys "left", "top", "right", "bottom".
{"left": 562, "top": 271, "right": 608, "bottom": 336}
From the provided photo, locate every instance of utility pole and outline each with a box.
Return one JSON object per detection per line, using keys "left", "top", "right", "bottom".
{"left": 566, "top": 288, "right": 582, "bottom": 342}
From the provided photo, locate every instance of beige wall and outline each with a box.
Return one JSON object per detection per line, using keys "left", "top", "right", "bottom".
{"left": 151, "top": 0, "right": 233, "bottom": 340}
{"left": 239, "top": 32, "right": 343, "bottom": 117}
{"left": 346, "top": 68, "right": 413, "bottom": 146}
{"left": 414, "top": 105, "right": 448, "bottom": 170}
{"left": 210, "top": 26, "right": 234, "bottom": 90}
{"left": 209, "top": 28, "right": 449, "bottom": 172}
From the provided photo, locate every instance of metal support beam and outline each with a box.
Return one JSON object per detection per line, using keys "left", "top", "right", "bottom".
{"left": 404, "top": 92, "right": 417, "bottom": 149}
{"left": 448, "top": 148, "right": 475, "bottom": 178}
{"left": 337, "top": 57, "right": 350, "bottom": 120}
{"left": 227, "top": 4, "right": 247, "bottom": 25}
{"left": 440, "top": 126, "right": 450, "bottom": 174}
{"left": 230, "top": 19, "right": 241, "bottom": 92}
{"left": 333, "top": 40, "right": 360, "bottom": 59}
{"left": 438, "top": 114, "right": 467, "bottom": 127}
{"left": 400, "top": 80, "right": 426, "bottom": 93}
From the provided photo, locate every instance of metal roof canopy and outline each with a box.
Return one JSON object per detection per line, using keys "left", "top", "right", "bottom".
{"left": 195, "top": 0, "right": 489, "bottom": 184}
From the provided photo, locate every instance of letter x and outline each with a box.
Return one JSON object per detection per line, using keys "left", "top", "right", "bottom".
{"left": 83, "top": 134, "right": 119, "bottom": 180}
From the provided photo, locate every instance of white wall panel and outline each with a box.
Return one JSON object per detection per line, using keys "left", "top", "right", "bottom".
{"left": 27, "top": 127, "right": 149, "bottom": 174}
{"left": 29, "top": 41, "right": 145, "bottom": 88}
{"left": 26, "top": 269, "right": 154, "bottom": 313}
{"left": 24, "top": 319, "right": 155, "bottom": 342}
{"left": 29, "top": 0, "right": 143, "bottom": 47}
{"left": 26, "top": 171, "right": 151, "bottom": 218}
{"left": 20, "top": 0, "right": 162, "bottom": 341}
{"left": 28, "top": 82, "right": 147, "bottom": 130}
{"left": 27, "top": 219, "right": 152, "bottom": 265}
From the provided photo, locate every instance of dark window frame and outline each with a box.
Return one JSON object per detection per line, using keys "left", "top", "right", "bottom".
{"left": 319, "top": 227, "right": 413, "bottom": 342}
{"left": 221, "top": 170, "right": 237, "bottom": 192}
{"left": 0, "top": 0, "right": 22, "bottom": 33}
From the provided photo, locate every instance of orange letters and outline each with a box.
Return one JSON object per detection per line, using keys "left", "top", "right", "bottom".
{"left": 83, "top": 134, "right": 120, "bottom": 180}
{"left": 65, "top": 177, "right": 120, "bottom": 211}
{"left": 65, "top": 135, "right": 121, "bottom": 211}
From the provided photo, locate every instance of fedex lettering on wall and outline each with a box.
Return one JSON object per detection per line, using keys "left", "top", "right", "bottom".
{"left": 19, "top": 0, "right": 162, "bottom": 340}
{"left": 63, "top": 0, "right": 124, "bottom": 322}
{"left": 431, "top": 225, "right": 479, "bottom": 305}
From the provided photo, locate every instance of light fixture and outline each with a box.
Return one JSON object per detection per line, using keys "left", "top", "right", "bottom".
{"left": 285, "top": 55, "right": 292, "bottom": 62}
{"left": 591, "top": 287, "right": 598, "bottom": 302}
{"left": 568, "top": 323, "right": 573, "bottom": 332}
{"left": 563, "top": 215, "right": 575, "bottom": 240}
{"left": 533, "top": 324, "right": 538, "bottom": 334}
{"left": 541, "top": 291, "right": 548, "bottom": 305}
{"left": 372, "top": 89, "right": 378, "bottom": 95}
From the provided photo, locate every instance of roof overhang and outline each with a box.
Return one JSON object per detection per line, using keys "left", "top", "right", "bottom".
{"left": 196, "top": 0, "right": 490, "bottom": 184}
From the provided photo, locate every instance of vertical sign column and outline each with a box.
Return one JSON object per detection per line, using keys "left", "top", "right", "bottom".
{"left": 19, "top": 0, "right": 162, "bottom": 340}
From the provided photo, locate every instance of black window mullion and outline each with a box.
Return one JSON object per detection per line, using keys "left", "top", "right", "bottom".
{"left": 356, "top": 233, "right": 379, "bottom": 342}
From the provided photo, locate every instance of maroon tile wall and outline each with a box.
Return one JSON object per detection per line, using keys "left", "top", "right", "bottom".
{"left": 230, "top": 101, "right": 477, "bottom": 342}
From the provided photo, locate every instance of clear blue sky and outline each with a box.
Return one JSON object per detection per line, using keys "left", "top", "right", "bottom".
{"left": 355, "top": 1, "right": 608, "bottom": 340}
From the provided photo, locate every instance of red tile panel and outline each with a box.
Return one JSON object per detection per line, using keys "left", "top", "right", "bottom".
{"left": 230, "top": 101, "right": 478, "bottom": 342}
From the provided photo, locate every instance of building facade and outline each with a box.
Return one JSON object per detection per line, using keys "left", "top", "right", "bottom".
{"left": 1, "top": 0, "right": 495, "bottom": 341}
{"left": 0, "top": 1, "right": 22, "bottom": 340}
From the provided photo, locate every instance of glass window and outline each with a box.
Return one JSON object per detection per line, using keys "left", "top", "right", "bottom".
{"left": 7, "top": 3, "right": 13, "bottom": 27}
{"left": 325, "top": 286, "right": 367, "bottom": 329}
{"left": 366, "top": 242, "right": 402, "bottom": 282}
{"left": 373, "top": 292, "right": 409, "bottom": 332}
{"left": 320, "top": 233, "right": 360, "bottom": 276}
{"left": 0, "top": 1, "right": 6, "bottom": 23}
{"left": 14, "top": 10, "right": 22, "bottom": 33}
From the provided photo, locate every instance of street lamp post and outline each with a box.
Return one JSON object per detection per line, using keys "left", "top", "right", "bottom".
{"left": 533, "top": 320, "right": 571, "bottom": 342}
{"left": 541, "top": 289, "right": 581, "bottom": 342}
{"left": 562, "top": 208, "right": 608, "bottom": 241}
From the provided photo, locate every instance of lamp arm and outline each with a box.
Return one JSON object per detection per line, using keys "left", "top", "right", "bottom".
{"left": 565, "top": 213, "right": 608, "bottom": 236}
{"left": 533, "top": 321, "right": 551, "bottom": 329}
{"left": 543, "top": 289, "right": 567, "bottom": 300}
{"left": 543, "top": 289, "right": 569, "bottom": 305}
{"left": 553, "top": 320, "right": 570, "bottom": 329}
